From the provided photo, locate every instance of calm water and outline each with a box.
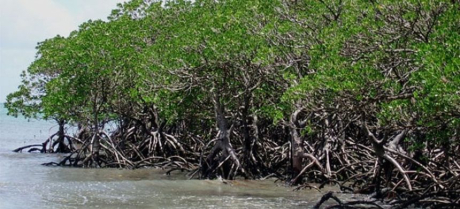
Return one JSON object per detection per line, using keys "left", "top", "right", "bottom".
{"left": 0, "top": 105, "right": 351, "bottom": 208}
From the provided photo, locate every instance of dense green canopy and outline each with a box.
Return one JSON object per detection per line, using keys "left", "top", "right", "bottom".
{"left": 6, "top": 0, "right": 460, "bottom": 207}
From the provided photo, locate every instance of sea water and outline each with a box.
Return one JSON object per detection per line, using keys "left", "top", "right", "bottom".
{"left": 0, "top": 104, "right": 346, "bottom": 208}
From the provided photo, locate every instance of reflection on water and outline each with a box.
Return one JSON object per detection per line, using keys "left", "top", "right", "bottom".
{"left": 0, "top": 106, "right": 357, "bottom": 208}
{"left": 0, "top": 150, "right": 330, "bottom": 209}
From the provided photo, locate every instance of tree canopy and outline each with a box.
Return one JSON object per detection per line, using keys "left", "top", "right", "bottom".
{"left": 6, "top": 0, "right": 460, "bottom": 207}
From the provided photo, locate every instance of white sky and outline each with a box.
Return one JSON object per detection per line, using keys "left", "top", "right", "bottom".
{"left": 0, "top": 0, "right": 125, "bottom": 103}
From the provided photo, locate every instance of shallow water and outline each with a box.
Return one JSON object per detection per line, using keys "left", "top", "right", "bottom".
{"left": 0, "top": 105, "right": 357, "bottom": 208}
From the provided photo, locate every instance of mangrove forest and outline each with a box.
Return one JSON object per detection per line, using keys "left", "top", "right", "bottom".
{"left": 5, "top": 0, "right": 460, "bottom": 208}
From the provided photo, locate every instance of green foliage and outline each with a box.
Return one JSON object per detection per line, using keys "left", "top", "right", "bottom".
{"left": 5, "top": 0, "right": 459, "bottom": 148}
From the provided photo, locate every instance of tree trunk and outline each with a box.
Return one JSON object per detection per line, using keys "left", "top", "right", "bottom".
{"left": 291, "top": 125, "right": 304, "bottom": 180}
{"left": 54, "top": 119, "right": 70, "bottom": 153}
{"left": 290, "top": 108, "right": 305, "bottom": 184}
{"left": 202, "top": 93, "right": 240, "bottom": 179}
